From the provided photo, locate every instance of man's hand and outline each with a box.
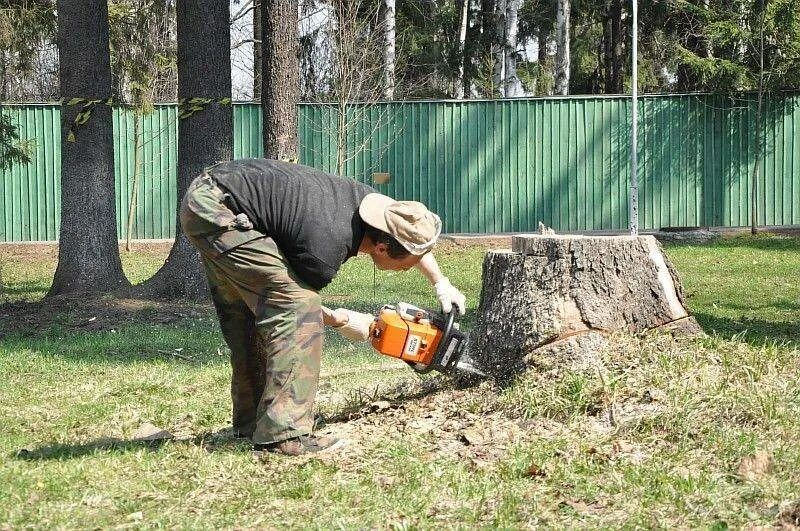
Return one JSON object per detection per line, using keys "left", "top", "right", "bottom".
{"left": 332, "top": 308, "right": 374, "bottom": 342}
{"left": 435, "top": 277, "right": 466, "bottom": 315}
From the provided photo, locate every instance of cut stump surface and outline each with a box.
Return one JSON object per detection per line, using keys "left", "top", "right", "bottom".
{"left": 467, "top": 234, "right": 703, "bottom": 380}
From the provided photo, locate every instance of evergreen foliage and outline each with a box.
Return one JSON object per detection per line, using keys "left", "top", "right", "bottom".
{"left": 1, "top": 1, "right": 797, "bottom": 101}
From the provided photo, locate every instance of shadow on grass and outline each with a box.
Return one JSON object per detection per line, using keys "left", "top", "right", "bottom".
{"left": 694, "top": 311, "right": 800, "bottom": 346}
{"left": 0, "top": 282, "right": 48, "bottom": 298}
{"left": 322, "top": 370, "right": 483, "bottom": 424}
{"left": 0, "top": 293, "right": 213, "bottom": 339}
{"left": 664, "top": 233, "right": 800, "bottom": 253}
{"left": 14, "top": 437, "right": 176, "bottom": 460}
{"left": 13, "top": 429, "right": 253, "bottom": 461}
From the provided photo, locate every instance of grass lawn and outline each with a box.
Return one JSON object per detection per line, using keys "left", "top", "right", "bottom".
{"left": 1, "top": 235, "right": 799, "bottom": 528}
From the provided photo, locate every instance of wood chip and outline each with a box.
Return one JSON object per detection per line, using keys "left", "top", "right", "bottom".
{"left": 737, "top": 451, "right": 773, "bottom": 481}
{"left": 132, "top": 422, "right": 173, "bottom": 442}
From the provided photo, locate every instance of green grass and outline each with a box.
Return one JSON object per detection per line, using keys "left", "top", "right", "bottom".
{"left": 667, "top": 235, "right": 800, "bottom": 345}
{"left": 1, "top": 235, "right": 799, "bottom": 528}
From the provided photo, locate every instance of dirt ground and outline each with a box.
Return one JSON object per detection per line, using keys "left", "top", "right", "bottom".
{"left": 0, "top": 294, "right": 211, "bottom": 337}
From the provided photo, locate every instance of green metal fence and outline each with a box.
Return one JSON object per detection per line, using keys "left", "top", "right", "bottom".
{"left": 1, "top": 93, "right": 799, "bottom": 242}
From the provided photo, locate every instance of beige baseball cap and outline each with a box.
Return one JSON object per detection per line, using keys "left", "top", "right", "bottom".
{"left": 359, "top": 193, "right": 442, "bottom": 255}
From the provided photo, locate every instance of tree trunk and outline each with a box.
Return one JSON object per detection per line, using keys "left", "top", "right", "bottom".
{"left": 262, "top": 0, "right": 299, "bottom": 160}
{"left": 454, "top": 0, "right": 469, "bottom": 99}
{"left": 130, "top": 0, "right": 233, "bottom": 300}
{"left": 383, "top": 0, "right": 396, "bottom": 100}
{"left": 467, "top": 234, "right": 703, "bottom": 381}
{"left": 751, "top": 0, "right": 766, "bottom": 235}
{"left": 336, "top": 100, "right": 346, "bottom": 175}
{"left": 125, "top": 113, "right": 142, "bottom": 252}
{"left": 609, "top": 0, "right": 623, "bottom": 93}
{"left": 701, "top": 0, "right": 713, "bottom": 58}
{"left": 554, "top": 0, "right": 570, "bottom": 95}
{"left": 536, "top": 25, "right": 550, "bottom": 95}
{"left": 49, "top": 0, "right": 129, "bottom": 296}
{"left": 503, "top": 0, "right": 522, "bottom": 97}
{"left": 254, "top": 0, "right": 263, "bottom": 99}
{"left": 492, "top": 0, "right": 506, "bottom": 96}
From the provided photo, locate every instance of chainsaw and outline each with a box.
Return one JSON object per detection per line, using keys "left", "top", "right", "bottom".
{"left": 368, "top": 303, "right": 484, "bottom": 376}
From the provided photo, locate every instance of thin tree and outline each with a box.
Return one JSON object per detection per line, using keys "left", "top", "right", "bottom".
{"left": 750, "top": 0, "right": 766, "bottom": 235}
{"left": 503, "top": 0, "right": 523, "bottom": 96}
{"left": 253, "top": 1, "right": 262, "bottom": 99}
{"left": 49, "top": 0, "right": 129, "bottom": 296}
{"left": 108, "top": 0, "right": 176, "bottom": 252}
{"left": 492, "top": 0, "right": 505, "bottom": 94}
{"left": 328, "top": 0, "right": 392, "bottom": 174}
{"left": 382, "top": 0, "right": 395, "bottom": 99}
{"left": 132, "top": 0, "right": 233, "bottom": 299}
{"left": 454, "top": 0, "right": 469, "bottom": 98}
{"left": 262, "top": 0, "right": 299, "bottom": 160}
{"left": 554, "top": 0, "right": 570, "bottom": 94}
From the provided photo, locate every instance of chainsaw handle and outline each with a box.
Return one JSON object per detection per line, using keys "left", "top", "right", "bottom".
{"left": 441, "top": 303, "right": 456, "bottom": 342}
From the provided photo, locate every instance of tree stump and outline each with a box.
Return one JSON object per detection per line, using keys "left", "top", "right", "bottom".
{"left": 467, "top": 234, "right": 703, "bottom": 381}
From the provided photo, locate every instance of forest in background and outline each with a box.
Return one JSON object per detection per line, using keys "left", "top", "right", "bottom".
{"left": 1, "top": 0, "right": 798, "bottom": 105}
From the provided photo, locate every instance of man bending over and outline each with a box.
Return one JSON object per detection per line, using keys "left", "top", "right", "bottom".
{"left": 180, "top": 159, "right": 466, "bottom": 456}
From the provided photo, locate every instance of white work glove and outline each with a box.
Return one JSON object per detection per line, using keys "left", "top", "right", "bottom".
{"left": 333, "top": 308, "right": 374, "bottom": 342}
{"left": 435, "top": 277, "right": 466, "bottom": 315}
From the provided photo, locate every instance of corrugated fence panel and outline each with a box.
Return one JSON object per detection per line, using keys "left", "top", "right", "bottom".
{"left": 0, "top": 104, "right": 60, "bottom": 241}
{"left": 2, "top": 93, "right": 799, "bottom": 241}
{"left": 114, "top": 106, "right": 179, "bottom": 239}
{"left": 233, "top": 104, "right": 263, "bottom": 159}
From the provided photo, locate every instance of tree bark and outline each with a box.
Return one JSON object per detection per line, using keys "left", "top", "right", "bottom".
{"left": 49, "top": 0, "right": 129, "bottom": 296}
{"left": 503, "top": 0, "right": 522, "bottom": 97}
{"left": 262, "top": 0, "right": 299, "bottom": 160}
{"left": 492, "top": 0, "right": 506, "bottom": 96}
{"left": 467, "top": 235, "right": 703, "bottom": 381}
{"left": 454, "top": 0, "right": 469, "bottom": 99}
{"left": 383, "top": 0, "right": 396, "bottom": 100}
{"left": 254, "top": 0, "right": 262, "bottom": 100}
{"left": 130, "top": 0, "right": 233, "bottom": 300}
{"left": 554, "top": 0, "right": 570, "bottom": 95}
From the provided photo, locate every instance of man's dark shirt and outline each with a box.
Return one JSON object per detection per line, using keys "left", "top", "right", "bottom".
{"left": 208, "top": 159, "right": 375, "bottom": 291}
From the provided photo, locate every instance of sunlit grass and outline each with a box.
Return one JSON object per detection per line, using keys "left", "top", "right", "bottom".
{"left": 1, "top": 234, "right": 799, "bottom": 528}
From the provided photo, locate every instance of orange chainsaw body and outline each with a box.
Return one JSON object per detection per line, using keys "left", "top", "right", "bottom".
{"left": 370, "top": 305, "right": 444, "bottom": 366}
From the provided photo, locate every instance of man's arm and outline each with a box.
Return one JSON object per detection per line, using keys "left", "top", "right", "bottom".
{"left": 321, "top": 306, "right": 348, "bottom": 327}
{"left": 323, "top": 305, "right": 374, "bottom": 342}
{"left": 416, "top": 253, "right": 445, "bottom": 285}
{"left": 415, "top": 253, "right": 466, "bottom": 315}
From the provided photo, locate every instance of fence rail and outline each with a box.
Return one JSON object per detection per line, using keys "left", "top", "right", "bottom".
{"left": 1, "top": 93, "right": 799, "bottom": 242}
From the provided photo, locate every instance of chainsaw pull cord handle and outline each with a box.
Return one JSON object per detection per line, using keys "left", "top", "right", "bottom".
{"left": 408, "top": 304, "right": 457, "bottom": 374}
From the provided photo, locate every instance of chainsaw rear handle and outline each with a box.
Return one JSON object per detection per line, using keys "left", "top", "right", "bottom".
{"left": 407, "top": 304, "right": 457, "bottom": 374}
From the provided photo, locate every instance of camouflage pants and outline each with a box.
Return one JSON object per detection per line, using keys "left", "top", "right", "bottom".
{"left": 179, "top": 173, "right": 323, "bottom": 444}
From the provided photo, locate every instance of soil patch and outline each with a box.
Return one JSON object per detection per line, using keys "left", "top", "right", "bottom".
{"left": 0, "top": 241, "right": 173, "bottom": 261}
{"left": 304, "top": 379, "right": 536, "bottom": 470}
{"left": 0, "top": 293, "right": 211, "bottom": 337}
